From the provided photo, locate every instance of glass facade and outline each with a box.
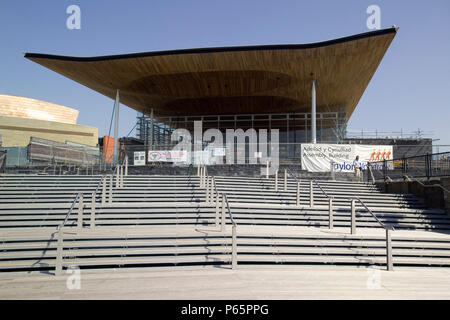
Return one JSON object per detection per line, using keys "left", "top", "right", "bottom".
{"left": 137, "top": 111, "right": 347, "bottom": 161}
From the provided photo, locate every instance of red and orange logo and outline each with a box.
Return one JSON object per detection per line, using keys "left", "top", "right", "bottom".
{"left": 369, "top": 149, "right": 391, "bottom": 161}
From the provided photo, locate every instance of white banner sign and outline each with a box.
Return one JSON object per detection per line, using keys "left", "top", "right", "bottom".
{"left": 301, "top": 144, "right": 393, "bottom": 172}
{"left": 148, "top": 150, "right": 188, "bottom": 163}
{"left": 133, "top": 151, "right": 146, "bottom": 166}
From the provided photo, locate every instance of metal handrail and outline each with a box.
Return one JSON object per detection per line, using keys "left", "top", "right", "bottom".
{"left": 212, "top": 172, "right": 219, "bottom": 196}
{"left": 91, "top": 175, "right": 106, "bottom": 203}
{"left": 352, "top": 196, "right": 395, "bottom": 270}
{"left": 209, "top": 173, "right": 237, "bottom": 269}
{"left": 223, "top": 193, "right": 236, "bottom": 226}
{"left": 286, "top": 166, "right": 331, "bottom": 202}
{"left": 210, "top": 170, "right": 236, "bottom": 226}
{"left": 287, "top": 167, "right": 332, "bottom": 199}
{"left": 353, "top": 196, "right": 394, "bottom": 231}
{"left": 56, "top": 173, "right": 106, "bottom": 232}
{"left": 111, "top": 156, "right": 126, "bottom": 176}
{"left": 94, "top": 175, "right": 105, "bottom": 193}
{"left": 57, "top": 192, "right": 82, "bottom": 231}
{"left": 277, "top": 167, "right": 393, "bottom": 270}
{"left": 286, "top": 167, "right": 299, "bottom": 182}
{"left": 313, "top": 180, "right": 332, "bottom": 199}
{"left": 367, "top": 162, "right": 376, "bottom": 183}
{"left": 113, "top": 162, "right": 119, "bottom": 176}
{"left": 403, "top": 174, "right": 450, "bottom": 194}
{"left": 186, "top": 164, "right": 195, "bottom": 187}
{"left": 369, "top": 150, "right": 450, "bottom": 163}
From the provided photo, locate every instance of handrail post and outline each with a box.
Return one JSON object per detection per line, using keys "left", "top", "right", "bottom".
{"left": 120, "top": 165, "right": 124, "bottom": 188}
{"left": 329, "top": 197, "right": 333, "bottom": 229}
{"left": 386, "top": 229, "right": 393, "bottom": 271}
{"left": 232, "top": 224, "right": 237, "bottom": 269}
{"left": 209, "top": 176, "right": 212, "bottom": 203}
{"left": 284, "top": 169, "right": 287, "bottom": 191}
{"left": 121, "top": 165, "right": 124, "bottom": 188}
{"left": 202, "top": 167, "right": 205, "bottom": 188}
{"left": 330, "top": 161, "right": 335, "bottom": 181}
{"left": 205, "top": 176, "right": 210, "bottom": 204}
{"left": 275, "top": 170, "right": 278, "bottom": 191}
{"left": 310, "top": 180, "right": 314, "bottom": 208}
{"left": 351, "top": 199, "right": 356, "bottom": 234}
{"left": 210, "top": 177, "right": 215, "bottom": 203}
{"left": 109, "top": 175, "right": 113, "bottom": 204}
{"left": 215, "top": 191, "right": 219, "bottom": 228}
{"left": 77, "top": 194, "right": 84, "bottom": 232}
{"left": 402, "top": 157, "right": 406, "bottom": 178}
{"left": 296, "top": 181, "right": 300, "bottom": 206}
{"left": 55, "top": 228, "right": 63, "bottom": 276}
{"left": 203, "top": 167, "right": 206, "bottom": 187}
{"left": 117, "top": 165, "right": 120, "bottom": 188}
{"left": 101, "top": 176, "right": 106, "bottom": 205}
{"left": 266, "top": 160, "right": 269, "bottom": 179}
{"left": 426, "top": 153, "right": 431, "bottom": 180}
{"left": 221, "top": 195, "right": 226, "bottom": 232}
{"left": 125, "top": 156, "right": 128, "bottom": 176}
{"left": 209, "top": 176, "right": 213, "bottom": 203}
{"left": 200, "top": 166, "right": 204, "bottom": 188}
{"left": 118, "top": 165, "right": 121, "bottom": 188}
{"left": 90, "top": 192, "right": 96, "bottom": 228}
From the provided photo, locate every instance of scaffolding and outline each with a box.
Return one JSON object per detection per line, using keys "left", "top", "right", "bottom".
{"left": 136, "top": 113, "right": 176, "bottom": 150}
{"left": 134, "top": 110, "right": 348, "bottom": 161}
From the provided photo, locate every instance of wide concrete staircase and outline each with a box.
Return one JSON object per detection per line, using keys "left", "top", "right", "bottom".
{"left": 0, "top": 175, "right": 447, "bottom": 230}
{"left": 1, "top": 173, "right": 449, "bottom": 273}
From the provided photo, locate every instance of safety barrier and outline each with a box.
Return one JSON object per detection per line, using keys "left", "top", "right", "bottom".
{"left": 202, "top": 165, "right": 238, "bottom": 269}
{"left": 351, "top": 197, "right": 395, "bottom": 271}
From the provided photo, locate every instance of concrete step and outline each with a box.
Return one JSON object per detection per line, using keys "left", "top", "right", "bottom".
{"left": 2, "top": 231, "right": 450, "bottom": 272}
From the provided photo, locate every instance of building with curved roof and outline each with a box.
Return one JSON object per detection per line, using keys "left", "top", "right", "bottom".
{"left": 24, "top": 28, "right": 397, "bottom": 160}
{"left": 0, "top": 94, "right": 78, "bottom": 124}
{"left": 0, "top": 94, "right": 98, "bottom": 148}
{"left": 25, "top": 28, "right": 397, "bottom": 119}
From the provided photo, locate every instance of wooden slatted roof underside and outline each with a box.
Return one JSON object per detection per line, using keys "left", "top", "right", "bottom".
{"left": 25, "top": 28, "right": 397, "bottom": 121}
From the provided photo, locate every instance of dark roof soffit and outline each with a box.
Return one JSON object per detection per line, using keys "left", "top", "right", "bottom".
{"left": 24, "top": 27, "right": 398, "bottom": 62}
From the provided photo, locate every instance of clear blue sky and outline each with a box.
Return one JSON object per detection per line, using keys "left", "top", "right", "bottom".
{"left": 1, "top": 0, "right": 449, "bottom": 145}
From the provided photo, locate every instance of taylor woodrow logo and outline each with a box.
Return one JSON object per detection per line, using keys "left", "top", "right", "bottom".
{"left": 369, "top": 149, "right": 391, "bottom": 161}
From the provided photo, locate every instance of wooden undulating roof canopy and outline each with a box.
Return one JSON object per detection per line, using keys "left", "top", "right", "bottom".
{"left": 25, "top": 28, "right": 397, "bottom": 121}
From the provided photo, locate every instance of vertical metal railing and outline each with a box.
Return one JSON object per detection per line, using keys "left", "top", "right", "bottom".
{"left": 352, "top": 196, "right": 395, "bottom": 271}
{"left": 102, "top": 158, "right": 127, "bottom": 204}
{"left": 55, "top": 192, "right": 82, "bottom": 276}
{"left": 403, "top": 174, "right": 450, "bottom": 195}
{"left": 203, "top": 166, "right": 238, "bottom": 269}
{"left": 287, "top": 167, "right": 334, "bottom": 229}
{"left": 224, "top": 193, "right": 238, "bottom": 270}
{"left": 55, "top": 174, "right": 106, "bottom": 275}
{"left": 312, "top": 180, "right": 334, "bottom": 229}
{"left": 89, "top": 175, "right": 105, "bottom": 228}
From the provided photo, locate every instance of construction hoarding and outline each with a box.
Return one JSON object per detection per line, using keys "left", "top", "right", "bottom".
{"left": 301, "top": 144, "right": 393, "bottom": 172}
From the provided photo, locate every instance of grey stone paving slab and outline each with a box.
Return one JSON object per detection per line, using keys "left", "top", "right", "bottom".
{"left": 1, "top": 266, "right": 449, "bottom": 299}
